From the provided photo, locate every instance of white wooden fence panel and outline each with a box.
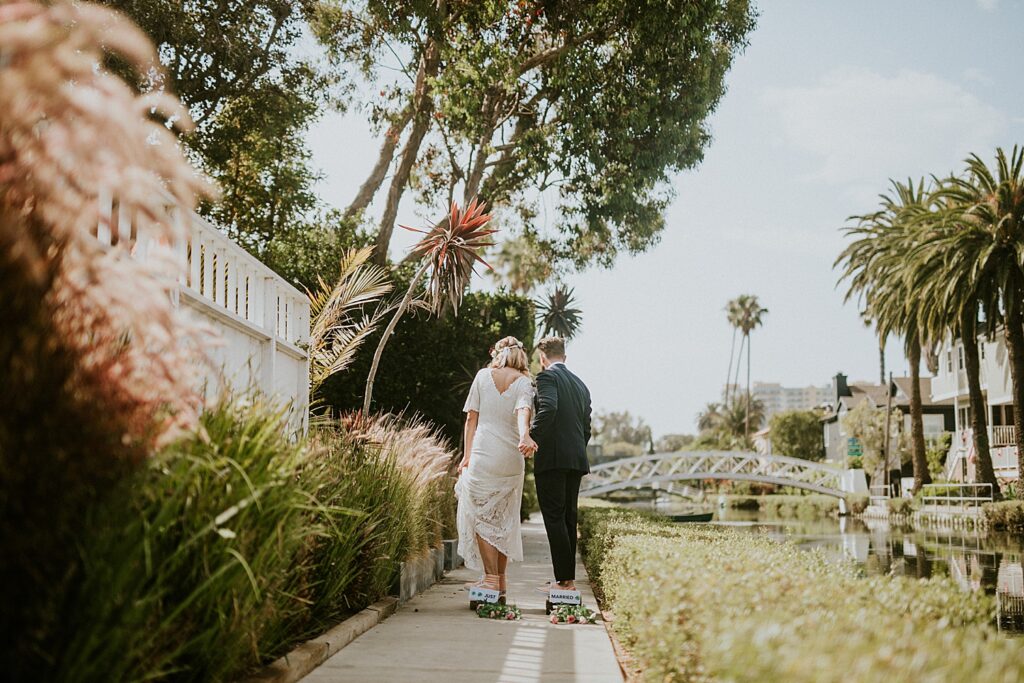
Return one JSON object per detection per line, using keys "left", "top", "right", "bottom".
{"left": 96, "top": 193, "right": 310, "bottom": 431}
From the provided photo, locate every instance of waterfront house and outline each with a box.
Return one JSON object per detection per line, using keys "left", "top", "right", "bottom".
{"left": 821, "top": 373, "right": 954, "bottom": 464}
{"left": 931, "top": 335, "right": 1021, "bottom": 483}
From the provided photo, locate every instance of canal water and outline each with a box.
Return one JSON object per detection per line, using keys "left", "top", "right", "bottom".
{"left": 649, "top": 501, "right": 1024, "bottom": 635}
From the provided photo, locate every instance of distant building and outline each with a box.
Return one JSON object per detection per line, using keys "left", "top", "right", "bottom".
{"left": 723, "top": 381, "right": 832, "bottom": 420}
{"left": 820, "top": 373, "right": 954, "bottom": 465}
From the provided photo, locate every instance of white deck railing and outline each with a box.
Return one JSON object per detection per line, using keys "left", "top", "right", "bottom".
{"left": 920, "top": 483, "right": 993, "bottom": 511}
{"left": 869, "top": 484, "right": 893, "bottom": 506}
{"left": 992, "top": 425, "right": 1016, "bottom": 447}
{"left": 96, "top": 191, "right": 310, "bottom": 429}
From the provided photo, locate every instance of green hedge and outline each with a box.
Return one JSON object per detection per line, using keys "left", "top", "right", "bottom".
{"left": 845, "top": 493, "right": 869, "bottom": 514}
{"left": 320, "top": 287, "right": 535, "bottom": 445}
{"left": 983, "top": 500, "right": 1024, "bottom": 530}
{"left": 579, "top": 506, "right": 1022, "bottom": 682}
{"left": 757, "top": 494, "right": 839, "bottom": 518}
{"left": 18, "top": 401, "right": 455, "bottom": 682}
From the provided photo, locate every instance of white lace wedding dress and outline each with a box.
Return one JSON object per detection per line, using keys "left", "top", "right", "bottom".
{"left": 455, "top": 369, "right": 535, "bottom": 570}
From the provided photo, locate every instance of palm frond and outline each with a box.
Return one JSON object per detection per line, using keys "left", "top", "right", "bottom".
{"left": 308, "top": 246, "right": 394, "bottom": 392}
{"left": 536, "top": 285, "right": 583, "bottom": 339}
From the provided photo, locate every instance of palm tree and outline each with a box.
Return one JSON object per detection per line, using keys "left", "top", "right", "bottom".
{"left": 363, "top": 198, "right": 496, "bottom": 413}
{"left": 724, "top": 298, "right": 744, "bottom": 406}
{"left": 937, "top": 147, "right": 1024, "bottom": 486}
{"left": 696, "top": 398, "right": 764, "bottom": 449}
{"left": 307, "top": 246, "right": 392, "bottom": 394}
{"left": 728, "top": 295, "right": 768, "bottom": 441}
{"left": 488, "top": 235, "right": 553, "bottom": 294}
{"left": 838, "top": 179, "right": 933, "bottom": 492}
{"left": 536, "top": 285, "right": 583, "bottom": 339}
{"left": 697, "top": 402, "right": 723, "bottom": 432}
{"left": 909, "top": 187, "right": 1001, "bottom": 497}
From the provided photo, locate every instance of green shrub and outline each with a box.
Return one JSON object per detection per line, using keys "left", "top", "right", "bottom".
{"left": 724, "top": 495, "right": 760, "bottom": 510}
{"left": 758, "top": 494, "right": 838, "bottom": 518}
{"left": 983, "top": 500, "right": 1024, "bottom": 530}
{"left": 768, "top": 410, "right": 824, "bottom": 461}
{"left": 579, "top": 506, "right": 1020, "bottom": 682}
{"left": 18, "top": 402, "right": 457, "bottom": 682}
{"left": 845, "top": 493, "right": 869, "bottom": 514}
{"left": 888, "top": 497, "right": 914, "bottom": 516}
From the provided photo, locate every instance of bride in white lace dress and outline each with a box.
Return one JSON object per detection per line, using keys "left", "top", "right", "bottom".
{"left": 456, "top": 336, "right": 537, "bottom": 599}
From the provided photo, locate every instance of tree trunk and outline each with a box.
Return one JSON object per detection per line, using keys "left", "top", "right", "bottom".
{"left": 907, "top": 335, "right": 932, "bottom": 493}
{"left": 962, "top": 308, "right": 1001, "bottom": 498}
{"left": 363, "top": 261, "right": 430, "bottom": 413}
{"left": 373, "top": 35, "right": 442, "bottom": 264}
{"left": 879, "top": 338, "right": 886, "bottom": 386}
{"left": 745, "top": 333, "right": 752, "bottom": 442}
{"left": 344, "top": 107, "right": 412, "bottom": 220}
{"left": 725, "top": 327, "right": 737, "bottom": 406}
{"left": 1004, "top": 302, "right": 1024, "bottom": 490}
{"left": 732, "top": 333, "right": 745, "bottom": 407}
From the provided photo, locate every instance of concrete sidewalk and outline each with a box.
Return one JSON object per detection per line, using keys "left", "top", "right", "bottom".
{"left": 304, "top": 516, "right": 623, "bottom": 683}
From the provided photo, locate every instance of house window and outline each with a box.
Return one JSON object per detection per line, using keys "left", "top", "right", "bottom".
{"left": 946, "top": 350, "right": 953, "bottom": 373}
{"left": 981, "top": 343, "right": 986, "bottom": 361}
{"left": 958, "top": 346, "right": 965, "bottom": 370}
{"left": 958, "top": 406, "right": 973, "bottom": 431}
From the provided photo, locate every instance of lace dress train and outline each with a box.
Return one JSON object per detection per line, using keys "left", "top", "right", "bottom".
{"left": 456, "top": 369, "right": 534, "bottom": 570}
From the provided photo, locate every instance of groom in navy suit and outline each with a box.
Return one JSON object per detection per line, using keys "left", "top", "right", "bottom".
{"left": 526, "top": 336, "right": 592, "bottom": 590}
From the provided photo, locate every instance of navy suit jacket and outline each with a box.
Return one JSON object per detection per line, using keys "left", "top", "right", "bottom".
{"left": 531, "top": 364, "right": 592, "bottom": 474}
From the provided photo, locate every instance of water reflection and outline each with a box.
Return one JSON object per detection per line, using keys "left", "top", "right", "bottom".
{"left": 712, "top": 508, "right": 1024, "bottom": 635}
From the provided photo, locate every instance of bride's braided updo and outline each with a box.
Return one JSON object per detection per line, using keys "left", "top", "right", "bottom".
{"left": 488, "top": 336, "right": 530, "bottom": 373}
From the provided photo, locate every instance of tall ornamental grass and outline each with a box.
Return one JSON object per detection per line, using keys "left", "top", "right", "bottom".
{"left": 579, "top": 506, "right": 1023, "bottom": 683}
{"left": 17, "top": 402, "right": 456, "bottom": 682}
{"left": 1, "top": 3, "right": 209, "bottom": 672}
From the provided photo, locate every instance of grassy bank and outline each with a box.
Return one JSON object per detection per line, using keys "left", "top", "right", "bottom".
{"left": 17, "top": 401, "right": 456, "bottom": 682}
{"left": 579, "top": 505, "right": 1023, "bottom": 682}
{"left": 723, "top": 493, "right": 867, "bottom": 517}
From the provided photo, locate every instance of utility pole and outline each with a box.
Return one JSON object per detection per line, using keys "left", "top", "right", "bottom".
{"left": 883, "top": 371, "right": 893, "bottom": 496}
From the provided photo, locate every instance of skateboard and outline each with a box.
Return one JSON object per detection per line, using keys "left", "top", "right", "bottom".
{"left": 468, "top": 585, "right": 505, "bottom": 610}
{"left": 545, "top": 587, "right": 582, "bottom": 615}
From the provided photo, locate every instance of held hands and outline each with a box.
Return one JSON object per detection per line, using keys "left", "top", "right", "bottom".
{"left": 518, "top": 435, "right": 538, "bottom": 458}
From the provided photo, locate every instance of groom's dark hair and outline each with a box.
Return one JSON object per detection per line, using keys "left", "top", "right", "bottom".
{"left": 537, "top": 337, "right": 566, "bottom": 359}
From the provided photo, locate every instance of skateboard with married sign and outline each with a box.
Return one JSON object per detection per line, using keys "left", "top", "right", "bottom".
{"left": 545, "top": 587, "right": 582, "bottom": 615}
{"left": 468, "top": 585, "right": 505, "bottom": 610}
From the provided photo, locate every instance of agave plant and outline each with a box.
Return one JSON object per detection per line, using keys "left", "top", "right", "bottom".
{"left": 536, "top": 285, "right": 583, "bottom": 339}
{"left": 363, "top": 198, "right": 496, "bottom": 413}
{"left": 307, "top": 246, "right": 393, "bottom": 393}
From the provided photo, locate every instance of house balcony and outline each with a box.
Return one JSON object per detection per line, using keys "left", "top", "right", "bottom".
{"left": 947, "top": 428, "right": 1020, "bottom": 482}
{"left": 993, "top": 425, "right": 1017, "bottom": 447}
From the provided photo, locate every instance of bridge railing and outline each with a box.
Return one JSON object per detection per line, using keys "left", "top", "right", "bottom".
{"left": 580, "top": 451, "right": 859, "bottom": 498}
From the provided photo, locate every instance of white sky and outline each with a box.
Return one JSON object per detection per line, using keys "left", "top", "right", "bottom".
{"left": 306, "top": 0, "right": 1024, "bottom": 437}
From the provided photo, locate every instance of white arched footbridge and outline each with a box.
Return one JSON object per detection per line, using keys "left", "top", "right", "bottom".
{"left": 581, "top": 451, "right": 867, "bottom": 499}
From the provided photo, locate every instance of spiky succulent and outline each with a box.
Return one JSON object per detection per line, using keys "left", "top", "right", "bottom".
{"left": 536, "top": 285, "right": 583, "bottom": 339}
{"left": 403, "top": 197, "right": 496, "bottom": 315}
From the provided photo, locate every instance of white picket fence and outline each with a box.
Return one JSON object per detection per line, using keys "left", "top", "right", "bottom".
{"left": 96, "top": 190, "right": 310, "bottom": 430}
